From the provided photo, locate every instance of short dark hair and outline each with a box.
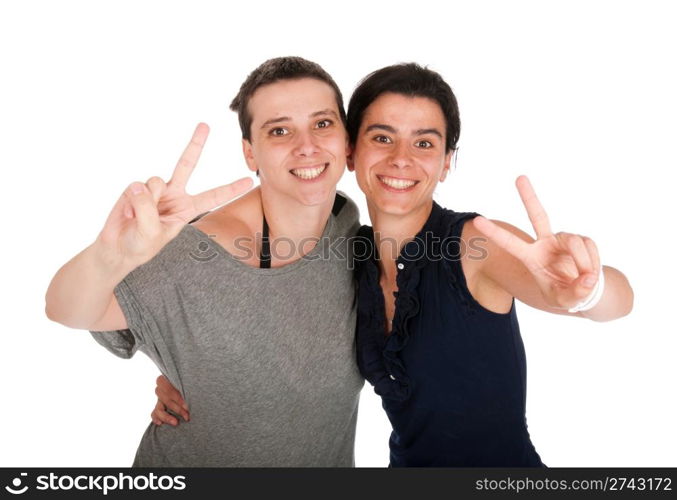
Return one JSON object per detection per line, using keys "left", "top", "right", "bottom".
{"left": 347, "top": 63, "right": 460, "bottom": 153}
{"left": 229, "top": 56, "right": 347, "bottom": 142}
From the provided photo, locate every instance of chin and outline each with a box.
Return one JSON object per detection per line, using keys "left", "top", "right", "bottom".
{"left": 287, "top": 166, "right": 343, "bottom": 207}
{"left": 293, "top": 185, "right": 336, "bottom": 207}
{"left": 371, "top": 199, "right": 413, "bottom": 217}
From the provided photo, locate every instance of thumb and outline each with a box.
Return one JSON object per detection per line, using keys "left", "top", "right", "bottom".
{"left": 572, "top": 272, "right": 599, "bottom": 301}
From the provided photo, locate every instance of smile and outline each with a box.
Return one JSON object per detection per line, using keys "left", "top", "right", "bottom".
{"left": 290, "top": 163, "right": 328, "bottom": 180}
{"left": 377, "top": 175, "right": 419, "bottom": 191}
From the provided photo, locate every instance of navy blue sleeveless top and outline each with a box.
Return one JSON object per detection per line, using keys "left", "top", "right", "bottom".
{"left": 354, "top": 202, "right": 544, "bottom": 467}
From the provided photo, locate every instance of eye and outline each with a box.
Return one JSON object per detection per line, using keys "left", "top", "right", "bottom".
{"left": 316, "top": 119, "right": 333, "bottom": 129}
{"left": 269, "top": 127, "right": 289, "bottom": 137}
{"left": 374, "top": 135, "right": 392, "bottom": 144}
{"left": 416, "top": 140, "right": 433, "bottom": 148}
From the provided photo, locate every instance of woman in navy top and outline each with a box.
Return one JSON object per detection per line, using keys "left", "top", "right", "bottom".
{"left": 345, "top": 64, "right": 634, "bottom": 466}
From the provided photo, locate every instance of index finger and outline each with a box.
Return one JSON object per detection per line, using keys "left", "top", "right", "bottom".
{"left": 169, "top": 123, "right": 210, "bottom": 189}
{"left": 472, "top": 216, "right": 531, "bottom": 262}
{"left": 516, "top": 175, "right": 552, "bottom": 239}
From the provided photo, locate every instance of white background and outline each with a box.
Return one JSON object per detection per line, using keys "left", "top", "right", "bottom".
{"left": 1, "top": 0, "right": 675, "bottom": 467}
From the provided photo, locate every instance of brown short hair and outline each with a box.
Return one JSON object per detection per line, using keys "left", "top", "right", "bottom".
{"left": 347, "top": 63, "right": 460, "bottom": 153}
{"left": 229, "top": 56, "right": 347, "bottom": 142}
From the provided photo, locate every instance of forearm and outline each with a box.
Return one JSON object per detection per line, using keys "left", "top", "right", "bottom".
{"left": 45, "top": 237, "right": 136, "bottom": 329}
{"left": 579, "top": 266, "right": 634, "bottom": 322}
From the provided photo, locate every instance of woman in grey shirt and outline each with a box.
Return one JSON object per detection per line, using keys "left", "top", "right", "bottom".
{"left": 46, "top": 57, "right": 365, "bottom": 466}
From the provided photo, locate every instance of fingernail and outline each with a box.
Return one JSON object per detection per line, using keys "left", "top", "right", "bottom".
{"left": 584, "top": 276, "right": 596, "bottom": 287}
{"left": 131, "top": 183, "right": 144, "bottom": 195}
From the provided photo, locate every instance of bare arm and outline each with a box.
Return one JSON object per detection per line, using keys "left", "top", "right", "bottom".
{"left": 472, "top": 176, "right": 634, "bottom": 322}
{"left": 579, "top": 266, "right": 633, "bottom": 322}
{"left": 45, "top": 237, "right": 133, "bottom": 330}
{"left": 473, "top": 220, "right": 633, "bottom": 321}
{"left": 45, "top": 123, "right": 253, "bottom": 331}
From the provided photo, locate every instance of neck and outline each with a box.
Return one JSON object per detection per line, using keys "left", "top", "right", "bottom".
{"left": 368, "top": 200, "right": 434, "bottom": 283}
{"left": 259, "top": 184, "right": 335, "bottom": 262}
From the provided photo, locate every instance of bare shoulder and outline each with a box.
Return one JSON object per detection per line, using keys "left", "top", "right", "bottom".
{"left": 191, "top": 188, "right": 261, "bottom": 261}
{"left": 458, "top": 216, "right": 515, "bottom": 314}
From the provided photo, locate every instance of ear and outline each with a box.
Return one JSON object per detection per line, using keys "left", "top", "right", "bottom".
{"left": 242, "top": 139, "right": 258, "bottom": 173}
{"left": 346, "top": 143, "right": 355, "bottom": 172}
{"left": 439, "top": 150, "right": 452, "bottom": 182}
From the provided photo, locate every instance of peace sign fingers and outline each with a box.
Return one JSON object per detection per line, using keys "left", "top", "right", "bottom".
{"left": 191, "top": 177, "right": 254, "bottom": 215}
{"left": 169, "top": 123, "right": 210, "bottom": 190}
{"left": 472, "top": 216, "right": 532, "bottom": 263}
{"left": 516, "top": 175, "right": 552, "bottom": 239}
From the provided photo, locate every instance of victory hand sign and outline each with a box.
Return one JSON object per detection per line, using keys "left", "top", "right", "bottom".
{"left": 97, "top": 123, "right": 253, "bottom": 267}
{"left": 472, "top": 175, "right": 602, "bottom": 312}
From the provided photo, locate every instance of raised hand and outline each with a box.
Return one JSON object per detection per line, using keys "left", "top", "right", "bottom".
{"left": 97, "top": 123, "right": 253, "bottom": 266}
{"left": 472, "top": 175, "right": 601, "bottom": 311}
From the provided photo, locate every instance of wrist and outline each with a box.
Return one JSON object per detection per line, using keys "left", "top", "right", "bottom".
{"left": 568, "top": 266, "right": 606, "bottom": 313}
{"left": 90, "top": 236, "right": 139, "bottom": 281}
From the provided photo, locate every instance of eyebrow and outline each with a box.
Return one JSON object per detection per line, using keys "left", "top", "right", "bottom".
{"left": 414, "top": 128, "right": 443, "bottom": 139}
{"left": 310, "top": 109, "right": 339, "bottom": 119}
{"left": 260, "top": 116, "right": 291, "bottom": 129}
{"left": 365, "top": 123, "right": 443, "bottom": 139}
{"left": 260, "top": 109, "right": 340, "bottom": 129}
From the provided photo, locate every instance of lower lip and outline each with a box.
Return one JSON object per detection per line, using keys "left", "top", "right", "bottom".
{"left": 289, "top": 163, "right": 330, "bottom": 183}
{"left": 377, "top": 176, "right": 419, "bottom": 193}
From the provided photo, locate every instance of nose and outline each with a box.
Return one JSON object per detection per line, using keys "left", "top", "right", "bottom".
{"left": 389, "top": 140, "right": 412, "bottom": 169}
{"left": 292, "top": 129, "right": 320, "bottom": 157}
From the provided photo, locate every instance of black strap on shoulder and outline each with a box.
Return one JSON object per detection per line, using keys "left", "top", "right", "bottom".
{"left": 260, "top": 193, "right": 346, "bottom": 269}
{"left": 260, "top": 213, "right": 272, "bottom": 269}
{"left": 188, "top": 211, "right": 210, "bottom": 224}
{"left": 331, "top": 192, "right": 347, "bottom": 216}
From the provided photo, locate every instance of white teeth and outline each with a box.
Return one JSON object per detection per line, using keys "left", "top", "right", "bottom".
{"left": 291, "top": 164, "right": 327, "bottom": 180}
{"left": 378, "top": 175, "right": 417, "bottom": 190}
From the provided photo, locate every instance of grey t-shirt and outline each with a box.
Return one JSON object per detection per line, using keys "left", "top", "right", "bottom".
{"left": 90, "top": 193, "right": 364, "bottom": 467}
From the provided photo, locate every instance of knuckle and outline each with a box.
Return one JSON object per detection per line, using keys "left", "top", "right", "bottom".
{"left": 126, "top": 182, "right": 144, "bottom": 196}
{"left": 569, "top": 235, "right": 583, "bottom": 247}
{"left": 147, "top": 176, "right": 164, "bottom": 185}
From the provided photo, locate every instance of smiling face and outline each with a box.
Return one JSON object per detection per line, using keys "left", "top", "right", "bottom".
{"left": 243, "top": 78, "right": 349, "bottom": 206}
{"left": 348, "top": 92, "right": 452, "bottom": 217}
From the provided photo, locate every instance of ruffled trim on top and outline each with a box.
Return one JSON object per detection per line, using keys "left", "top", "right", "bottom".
{"left": 354, "top": 225, "right": 411, "bottom": 401}
{"left": 380, "top": 204, "right": 445, "bottom": 398}
{"left": 355, "top": 203, "right": 483, "bottom": 402}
